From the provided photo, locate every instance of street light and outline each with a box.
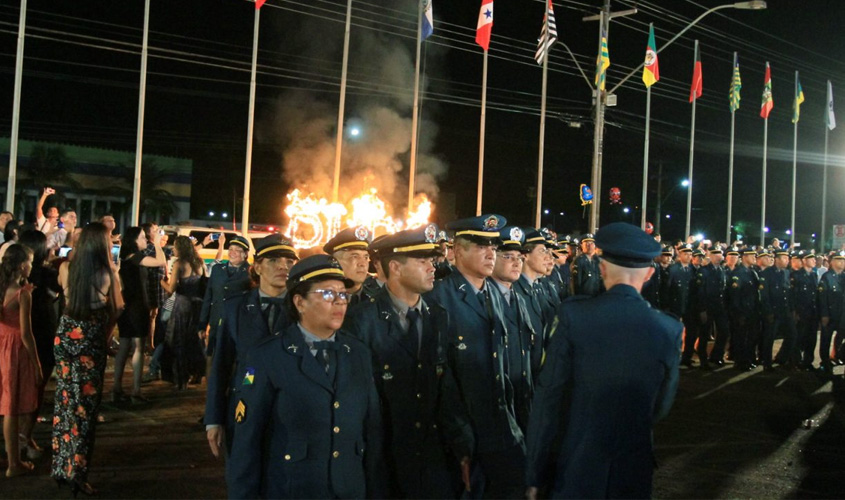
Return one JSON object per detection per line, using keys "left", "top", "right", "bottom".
{"left": 585, "top": 1, "right": 766, "bottom": 232}
{"left": 681, "top": 179, "right": 690, "bottom": 187}
{"left": 655, "top": 179, "right": 688, "bottom": 234}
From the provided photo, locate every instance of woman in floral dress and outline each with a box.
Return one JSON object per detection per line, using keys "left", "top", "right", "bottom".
{"left": 52, "top": 223, "right": 123, "bottom": 496}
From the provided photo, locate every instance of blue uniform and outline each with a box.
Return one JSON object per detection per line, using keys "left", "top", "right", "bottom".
{"left": 342, "top": 287, "right": 474, "bottom": 498}
{"left": 727, "top": 265, "right": 761, "bottom": 368}
{"left": 791, "top": 268, "right": 818, "bottom": 367}
{"left": 695, "top": 263, "right": 731, "bottom": 365}
{"left": 817, "top": 270, "right": 844, "bottom": 367}
{"left": 641, "top": 262, "right": 661, "bottom": 309}
{"left": 226, "top": 325, "right": 384, "bottom": 499}
{"left": 198, "top": 261, "right": 251, "bottom": 355}
{"left": 570, "top": 254, "right": 602, "bottom": 297}
{"left": 513, "top": 275, "right": 551, "bottom": 379}
{"left": 759, "top": 267, "right": 797, "bottom": 367}
{"left": 525, "top": 285, "right": 683, "bottom": 498}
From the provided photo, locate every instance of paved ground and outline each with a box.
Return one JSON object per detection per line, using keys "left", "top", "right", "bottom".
{"left": 3, "top": 343, "right": 845, "bottom": 499}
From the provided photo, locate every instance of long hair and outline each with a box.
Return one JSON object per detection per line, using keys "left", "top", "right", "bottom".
{"left": 120, "top": 226, "right": 144, "bottom": 259}
{"left": 18, "top": 230, "right": 49, "bottom": 266}
{"left": 66, "top": 223, "right": 111, "bottom": 320}
{"left": 173, "top": 236, "right": 203, "bottom": 275}
{"left": 0, "top": 244, "right": 33, "bottom": 319}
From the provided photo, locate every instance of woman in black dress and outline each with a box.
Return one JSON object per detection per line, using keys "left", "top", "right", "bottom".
{"left": 112, "top": 227, "right": 165, "bottom": 404}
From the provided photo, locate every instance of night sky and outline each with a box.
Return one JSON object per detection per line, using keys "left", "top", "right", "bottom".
{"left": 1, "top": 0, "right": 844, "bottom": 246}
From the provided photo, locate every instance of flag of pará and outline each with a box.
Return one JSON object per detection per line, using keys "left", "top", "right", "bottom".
{"left": 827, "top": 80, "right": 836, "bottom": 130}
{"left": 793, "top": 76, "right": 805, "bottom": 124}
{"left": 422, "top": 0, "right": 434, "bottom": 40}
{"left": 476, "top": 0, "right": 493, "bottom": 51}
{"left": 595, "top": 31, "right": 610, "bottom": 90}
{"left": 729, "top": 59, "right": 741, "bottom": 112}
{"left": 689, "top": 42, "right": 702, "bottom": 102}
{"left": 760, "top": 62, "right": 773, "bottom": 119}
{"left": 534, "top": 0, "right": 557, "bottom": 65}
{"left": 255, "top": 0, "right": 265, "bottom": 9}
{"left": 642, "top": 24, "right": 659, "bottom": 88}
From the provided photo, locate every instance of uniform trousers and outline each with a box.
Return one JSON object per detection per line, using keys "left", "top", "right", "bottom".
{"left": 467, "top": 444, "right": 526, "bottom": 499}
{"left": 764, "top": 314, "right": 798, "bottom": 366}
{"left": 796, "top": 315, "right": 819, "bottom": 367}
{"left": 706, "top": 307, "right": 732, "bottom": 363}
{"left": 730, "top": 315, "right": 760, "bottom": 367}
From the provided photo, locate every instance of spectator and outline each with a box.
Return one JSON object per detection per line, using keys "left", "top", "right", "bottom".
{"left": 52, "top": 223, "right": 123, "bottom": 496}
{"left": 112, "top": 226, "right": 165, "bottom": 404}
{"left": 0, "top": 211, "right": 13, "bottom": 244}
{"left": 99, "top": 213, "right": 120, "bottom": 244}
{"left": 47, "top": 208, "right": 77, "bottom": 251}
{"left": 0, "top": 220, "right": 24, "bottom": 261}
{"left": 141, "top": 222, "right": 171, "bottom": 382}
{"left": 35, "top": 187, "right": 59, "bottom": 235}
{"left": 0, "top": 244, "right": 41, "bottom": 478}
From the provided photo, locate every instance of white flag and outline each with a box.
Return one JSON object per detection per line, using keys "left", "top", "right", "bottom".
{"left": 827, "top": 80, "right": 836, "bottom": 130}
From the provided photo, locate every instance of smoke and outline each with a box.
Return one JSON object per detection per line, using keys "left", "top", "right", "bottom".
{"left": 269, "top": 0, "right": 447, "bottom": 210}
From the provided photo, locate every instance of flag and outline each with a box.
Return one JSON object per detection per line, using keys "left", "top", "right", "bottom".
{"left": 421, "top": 0, "right": 434, "bottom": 40}
{"left": 827, "top": 80, "right": 836, "bottom": 130}
{"left": 729, "top": 58, "right": 741, "bottom": 112}
{"left": 476, "top": 0, "right": 493, "bottom": 51}
{"left": 595, "top": 31, "right": 610, "bottom": 90}
{"left": 793, "top": 77, "right": 805, "bottom": 124}
{"left": 642, "top": 24, "right": 659, "bottom": 88}
{"left": 255, "top": 0, "right": 265, "bottom": 8}
{"left": 760, "top": 62, "right": 773, "bottom": 119}
{"left": 534, "top": 0, "right": 558, "bottom": 65}
{"left": 689, "top": 42, "right": 702, "bottom": 102}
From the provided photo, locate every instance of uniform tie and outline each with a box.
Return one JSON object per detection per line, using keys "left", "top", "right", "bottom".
{"left": 406, "top": 308, "right": 421, "bottom": 357}
{"left": 260, "top": 297, "right": 284, "bottom": 330}
{"left": 312, "top": 340, "right": 338, "bottom": 376}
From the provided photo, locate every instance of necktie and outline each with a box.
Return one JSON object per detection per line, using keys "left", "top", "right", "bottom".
{"left": 260, "top": 297, "right": 284, "bottom": 330}
{"left": 406, "top": 308, "right": 421, "bottom": 357}
{"left": 312, "top": 340, "right": 337, "bottom": 376}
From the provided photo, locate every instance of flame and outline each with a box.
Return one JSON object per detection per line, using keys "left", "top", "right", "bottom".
{"left": 284, "top": 189, "right": 433, "bottom": 248}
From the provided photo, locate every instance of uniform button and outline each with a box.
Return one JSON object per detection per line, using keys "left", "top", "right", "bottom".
{"left": 493, "top": 352, "right": 497, "bottom": 358}
{"left": 284, "top": 454, "right": 291, "bottom": 461}
{"left": 332, "top": 451, "right": 340, "bottom": 458}
{"left": 522, "top": 371, "right": 527, "bottom": 377}
{"left": 333, "top": 426, "right": 340, "bottom": 434}
{"left": 416, "top": 393, "right": 422, "bottom": 399}
{"left": 415, "top": 422, "right": 421, "bottom": 428}
{"left": 333, "top": 401, "right": 340, "bottom": 409}
{"left": 417, "top": 363, "right": 423, "bottom": 369}
{"left": 495, "top": 374, "right": 500, "bottom": 381}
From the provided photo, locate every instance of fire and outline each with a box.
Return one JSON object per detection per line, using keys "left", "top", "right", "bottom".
{"left": 284, "top": 189, "right": 433, "bottom": 248}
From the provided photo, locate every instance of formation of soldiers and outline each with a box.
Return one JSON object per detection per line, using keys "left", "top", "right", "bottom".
{"left": 201, "top": 215, "right": 845, "bottom": 499}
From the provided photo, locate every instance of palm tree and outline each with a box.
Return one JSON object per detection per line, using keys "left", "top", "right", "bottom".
{"left": 139, "top": 159, "right": 177, "bottom": 223}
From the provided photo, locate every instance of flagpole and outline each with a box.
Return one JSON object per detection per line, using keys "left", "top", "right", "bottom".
{"left": 332, "top": 0, "right": 353, "bottom": 203}
{"left": 130, "top": 0, "right": 151, "bottom": 226}
{"left": 5, "top": 0, "right": 27, "bottom": 212}
{"left": 685, "top": 39, "right": 698, "bottom": 240}
{"left": 822, "top": 117, "right": 829, "bottom": 252}
{"left": 589, "top": 9, "right": 606, "bottom": 232}
{"left": 761, "top": 115, "right": 768, "bottom": 247}
{"left": 476, "top": 49, "right": 488, "bottom": 216}
{"left": 790, "top": 70, "right": 798, "bottom": 248}
{"left": 408, "top": 0, "right": 424, "bottom": 216}
{"left": 726, "top": 51, "right": 737, "bottom": 244}
{"left": 535, "top": 8, "right": 550, "bottom": 228}
{"left": 641, "top": 85, "right": 651, "bottom": 231}
{"left": 241, "top": 5, "right": 260, "bottom": 235}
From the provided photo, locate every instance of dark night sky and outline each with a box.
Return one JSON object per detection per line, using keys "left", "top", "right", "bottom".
{"left": 1, "top": 0, "right": 844, "bottom": 245}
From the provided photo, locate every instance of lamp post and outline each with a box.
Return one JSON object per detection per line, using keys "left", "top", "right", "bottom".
{"left": 586, "top": 0, "right": 766, "bottom": 232}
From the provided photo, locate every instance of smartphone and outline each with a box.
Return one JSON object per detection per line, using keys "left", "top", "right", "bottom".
{"left": 210, "top": 233, "right": 220, "bottom": 241}
{"left": 58, "top": 247, "right": 72, "bottom": 258}
{"left": 159, "top": 229, "right": 165, "bottom": 236}
{"left": 57, "top": 221, "right": 65, "bottom": 229}
{"left": 111, "top": 245, "right": 121, "bottom": 265}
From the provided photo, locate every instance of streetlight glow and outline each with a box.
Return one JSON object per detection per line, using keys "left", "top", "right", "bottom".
{"left": 222, "top": 212, "right": 228, "bottom": 218}
{"left": 733, "top": 1, "right": 767, "bottom": 9}
{"left": 681, "top": 179, "right": 690, "bottom": 187}
{"left": 666, "top": 214, "right": 671, "bottom": 219}
{"left": 544, "top": 209, "right": 550, "bottom": 215}
{"left": 208, "top": 211, "right": 215, "bottom": 217}
{"left": 785, "top": 229, "right": 792, "bottom": 235}
{"left": 623, "top": 207, "right": 630, "bottom": 214}
{"left": 764, "top": 226, "right": 770, "bottom": 233}
{"left": 349, "top": 127, "right": 360, "bottom": 137}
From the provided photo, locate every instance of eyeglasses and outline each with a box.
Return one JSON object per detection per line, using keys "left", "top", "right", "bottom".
{"left": 308, "top": 289, "right": 350, "bottom": 303}
{"left": 498, "top": 253, "right": 525, "bottom": 263}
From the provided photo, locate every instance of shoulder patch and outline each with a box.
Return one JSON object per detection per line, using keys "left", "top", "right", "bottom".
{"left": 235, "top": 399, "right": 247, "bottom": 423}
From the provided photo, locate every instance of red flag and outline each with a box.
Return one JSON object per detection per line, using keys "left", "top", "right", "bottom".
{"left": 760, "top": 62, "right": 773, "bottom": 119}
{"left": 689, "top": 42, "right": 702, "bottom": 102}
{"left": 476, "top": 0, "right": 494, "bottom": 51}
{"left": 256, "top": 0, "right": 266, "bottom": 9}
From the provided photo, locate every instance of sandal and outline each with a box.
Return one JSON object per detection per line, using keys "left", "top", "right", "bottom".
{"left": 5, "top": 461, "right": 34, "bottom": 478}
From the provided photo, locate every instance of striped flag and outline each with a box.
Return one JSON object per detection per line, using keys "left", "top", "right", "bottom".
{"left": 793, "top": 77, "right": 805, "bottom": 124}
{"left": 534, "top": 0, "right": 557, "bottom": 65}
{"left": 476, "top": 0, "right": 493, "bottom": 51}
{"left": 729, "top": 58, "right": 741, "bottom": 111}
{"left": 689, "top": 42, "right": 702, "bottom": 102}
{"left": 255, "top": 0, "right": 265, "bottom": 8}
{"left": 595, "top": 30, "right": 610, "bottom": 90}
{"left": 760, "top": 62, "right": 773, "bottom": 119}
{"left": 827, "top": 80, "right": 836, "bottom": 130}
{"left": 642, "top": 24, "right": 659, "bottom": 88}
{"left": 421, "top": 0, "right": 434, "bottom": 40}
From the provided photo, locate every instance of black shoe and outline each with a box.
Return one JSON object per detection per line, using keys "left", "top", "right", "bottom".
{"left": 680, "top": 358, "right": 694, "bottom": 368}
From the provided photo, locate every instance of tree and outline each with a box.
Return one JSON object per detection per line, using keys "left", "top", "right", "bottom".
{"left": 23, "top": 145, "right": 81, "bottom": 190}
{"left": 138, "top": 159, "right": 177, "bottom": 223}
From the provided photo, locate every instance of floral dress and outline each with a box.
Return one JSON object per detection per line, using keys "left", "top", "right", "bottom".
{"left": 51, "top": 307, "right": 110, "bottom": 483}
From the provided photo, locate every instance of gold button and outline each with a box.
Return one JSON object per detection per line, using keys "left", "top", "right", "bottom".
{"left": 417, "top": 363, "right": 423, "bottom": 369}
{"left": 384, "top": 364, "right": 390, "bottom": 370}
{"left": 495, "top": 374, "right": 500, "bottom": 381}
{"left": 332, "top": 451, "right": 340, "bottom": 458}
{"left": 493, "top": 352, "right": 497, "bottom": 358}
{"left": 416, "top": 393, "right": 422, "bottom": 399}
{"left": 415, "top": 422, "right": 421, "bottom": 428}
{"left": 333, "top": 426, "right": 340, "bottom": 433}
{"left": 333, "top": 401, "right": 340, "bottom": 409}
{"left": 284, "top": 454, "right": 291, "bottom": 461}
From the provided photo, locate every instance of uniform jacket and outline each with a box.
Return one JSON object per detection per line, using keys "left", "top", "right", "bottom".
{"left": 641, "top": 262, "right": 661, "bottom": 309}
{"left": 570, "top": 254, "right": 603, "bottom": 297}
{"left": 818, "top": 270, "right": 844, "bottom": 327}
{"left": 512, "top": 275, "right": 550, "bottom": 380}
{"left": 694, "top": 263, "right": 728, "bottom": 313}
{"left": 662, "top": 262, "right": 694, "bottom": 317}
{"left": 342, "top": 287, "right": 474, "bottom": 498}
{"left": 728, "top": 265, "right": 761, "bottom": 321}
{"left": 198, "top": 262, "right": 252, "bottom": 355}
{"left": 524, "top": 285, "right": 683, "bottom": 499}
{"left": 227, "top": 325, "right": 384, "bottom": 499}
{"left": 759, "top": 267, "right": 794, "bottom": 318}
{"left": 555, "top": 263, "right": 571, "bottom": 302}
{"left": 791, "top": 268, "right": 818, "bottom": 319}
{"left": 425, "top": 270, "right": 524, "bottom": 454}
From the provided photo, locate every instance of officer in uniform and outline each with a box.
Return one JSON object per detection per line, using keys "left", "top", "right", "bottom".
{"left": 519, "top": 229, "right": 558, "bottom": 329}
{"left": 539, "top": 229, "right": 564, "bottom": 308}
{"left": 818, "top": 251, "right": 845, "bottom": 373}
{"left": 760, "top": 248, "right": 797, "bottom": 370}
{"left": 198, "top": 235, "right": 252, "bottom": 356}
{"left": 695, "top": 246, "right": 731, "bottom": 368}
{"left": 728, "top": 248, "right": 762, "bottom": 370}
{"left": 226, "top": 255, "right": 384, "bottom": 499}
{"left": 324, "top": 226, "right": 375, "bottom": 307}
{"left": 570, "top": 234, "right": 603, "bottom": 296}
{"left": 664, "top": 244, "right": 696, "bottom": 367}
{"left": 513, "top": 231, "right": 553, "bottom": 379}
{"left": 205, "top": 234, "right": 299, "bottom": 458}
{"left": 343, "top": 224, "right": 474, "bottom": 498}
{"left": 791, "top": 250, "right": 819, "bottom": 370}
{"left": 525, "top": 222, "right": 682, "bottom": 500}
{"left": 425, "top": 214, "right": 525, "bottom": 499}
{"left": 489, "top": 226, "right": 536, "bottom": 430}
{"left": 554, "top": 236, "right": 571, "bottom": 302}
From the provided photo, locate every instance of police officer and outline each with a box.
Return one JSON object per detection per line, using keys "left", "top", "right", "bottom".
{"left": 728, "top": 248, "right": 762, "bottom": 371}
{"left": 513, "top": 231, "right": 553, "bottom": 379}
{"left": 525, "top": 222, "right": 682, "bottom": 500}
{"left": 818, "top": 251, "right": 845, "bottom": 373}
{"left": 760, "top": 248, "right": 797, "bottom": 370}
{"left": 205, "top": 234, "right": 298, "bottom": 458}
{"left": 665, "top": 244, "right": 696, "bottom": 367}
{"left": 198, "top": 235, "right": 252, "bottom": 357}
{"left": 425, "top": 214, "right": 525, "bottom": 499}
{"left": 226, "top": 255, "right": 384, "bottom": 499}
{"left": 695, "top": 246, "right": 731, "bottom": 368}
{"left": 489, "top": 226, "right": 536, "bottom": 430}
{"left": 791, "top": 250, "right": 819, "bottom": 370}
{"left": 343, "top": 224, "right": 474, "bottom": 498}
{"left": 570, "top": 234, "right": 603, "bottom": 297}
{"left": 519, "top": 229, "right": 558, "bottom": 329}
{"left": 324, "top": 226, "right": 375, "bottom": 307}
{"left": 554, "top": 236, "right": 571, "bottom": 302}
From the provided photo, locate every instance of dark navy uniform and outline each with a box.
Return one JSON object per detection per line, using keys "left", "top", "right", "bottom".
{"left": 728, "top": 255, "right": 762, "bottom": 370}
{"left": 664, "top": 247, "right": 696, "bottom": 365}
{"left": 198, "top": 239, "right": 252, "bottom": 356}
{"left": 791, "top": 253, "right": 819, "bottom": 368}
{"left": 695, "top": 251, "right": 731, "bottom": 366}
{"left": 641, "top": 261, "right": 662, "bottom": 309}
{"left": 512, "top": 275, "right": 550, "bottom": 378}
{"left": 760, "top": 258, "right": 797, "bottom": 368}
{"left": 570, "top": 252, "right": 602, "bottom": 297}
{"left": 324, "top": 226, "right": 374, "bottom": 308}
{"left": 526, "top": 223, "right": 682, "bottom": 499}
{"left": 817, "top": 261, "right": 844, "bottom": 369}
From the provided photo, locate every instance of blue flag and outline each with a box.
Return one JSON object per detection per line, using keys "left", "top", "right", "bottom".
{"left": 422, "top": 0, "right": 434, "bottom": 40}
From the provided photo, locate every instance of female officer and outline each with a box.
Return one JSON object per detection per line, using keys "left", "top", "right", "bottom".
{"left": 226, "top": 255, "right": 384, "bottom": 499}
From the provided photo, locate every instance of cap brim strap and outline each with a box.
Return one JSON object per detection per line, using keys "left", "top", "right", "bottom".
{"left": 455, "top": 230, "right": 500, "bottom": 238}
{"left": 298, "top": 268, "right": 347, "bottom": 282}
{"left": 231, "top": 240, "right": 250, "bottom": 251}
{"left": 257, "top": 244, "right": 296, "bottom": 258}
{"left": 334, "top": 241, "right": 369, "bottom": 251}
